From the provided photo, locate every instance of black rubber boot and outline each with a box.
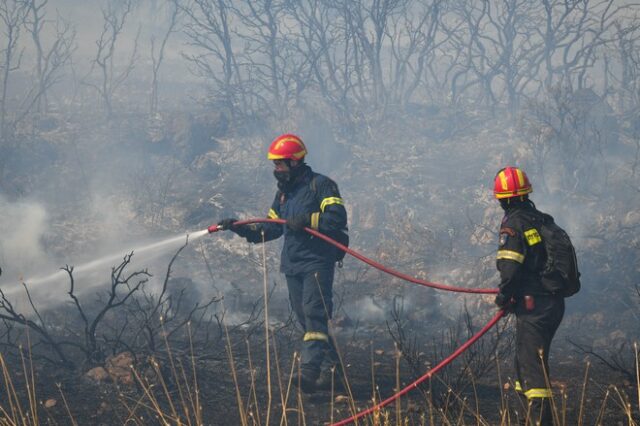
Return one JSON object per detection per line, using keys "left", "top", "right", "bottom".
{"left": 315, "top": 366, "right": 345, "bottom": 391}
{"left": 529, "top": 398, "right": 553, "bottom": 426}
{"left": 298, "top": 367, "right": 320, "bottom": 394}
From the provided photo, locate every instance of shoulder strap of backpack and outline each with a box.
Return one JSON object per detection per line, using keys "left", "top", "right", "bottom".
{"left": 511, "top": 208, "right": 544, "bottom": 225}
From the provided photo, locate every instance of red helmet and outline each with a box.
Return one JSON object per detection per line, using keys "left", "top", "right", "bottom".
{"left": 267, "top": 134, "right": 307, "bottom": 160}
{"left": 494, "top": 166, "right": 532, "bottom": 199}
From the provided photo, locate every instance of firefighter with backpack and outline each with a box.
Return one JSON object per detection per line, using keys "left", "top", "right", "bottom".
{"left": 493, "top": 166, "right": 580, "bottom": 425}
{"left": 217, "top": 134, "right": 348, "bottom": 393}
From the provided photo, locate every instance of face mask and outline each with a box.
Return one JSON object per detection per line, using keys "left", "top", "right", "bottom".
{"left": 500, "top": 197, "right": 527, "bottom": 211}
{"left": 273, "top": 169, "right": 290, "bottom": 183}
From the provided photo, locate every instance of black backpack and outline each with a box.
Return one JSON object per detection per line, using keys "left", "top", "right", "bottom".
{"left": 310, "top": 176, "right": 349, "bottom": 263}
{"left": 534, "top": 213, "right": 581, "bottom": 297}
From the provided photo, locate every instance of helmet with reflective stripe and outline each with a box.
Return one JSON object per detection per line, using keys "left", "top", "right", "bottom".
{"left": 267, "top": 134, "right": 307, "bottom": 160}
{"left": 494, "top": 166, "right": 532, "bottom": 199}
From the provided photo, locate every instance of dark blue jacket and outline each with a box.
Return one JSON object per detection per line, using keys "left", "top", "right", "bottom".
{"left": 240, "top": 165, "right": 348, "bottom": 275}
{"left": 496, "top": 204, "right": 549, "bottom": 298}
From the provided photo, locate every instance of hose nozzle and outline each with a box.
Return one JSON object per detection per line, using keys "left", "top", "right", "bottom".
{"left": 207, "top": 224, "right": 219, "bottom": 233}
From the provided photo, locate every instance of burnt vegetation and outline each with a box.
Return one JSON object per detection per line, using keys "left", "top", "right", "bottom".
{"left": 0, "top": 0, "right": 639, "bottom": 424}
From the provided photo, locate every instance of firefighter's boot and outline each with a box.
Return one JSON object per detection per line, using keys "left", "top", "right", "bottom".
{"left": 298, "top": 366, "right": 320, "bottom": 394}
{"left": 315, "top": 364, "right": 345, "bottom": 392}
{"left": 529, "top": 397, "right": 553, "bottom": 426}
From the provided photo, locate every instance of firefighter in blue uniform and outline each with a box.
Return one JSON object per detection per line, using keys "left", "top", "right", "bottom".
{"left": 493, "top": 166, "right": 564, "bottom": 426}
{"left": 218, "top": 134, "right": 348, "bottom": 393}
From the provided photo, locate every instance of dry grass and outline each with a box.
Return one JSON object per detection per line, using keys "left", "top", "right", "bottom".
{"left": 0, "top": 333, "right": 638, "bottom": 425}
{"left": 0, "top": 255, "right": 638, "bottom": 425}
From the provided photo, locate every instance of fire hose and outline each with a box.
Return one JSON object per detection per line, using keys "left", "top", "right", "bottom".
{"left": 208, "top": 218, "right": 498, "bottom": 294}
{"left": 332, "top": 309, "right": 505, "bottom": 426}
{"left": 208, "top": 218, "right": 505, "bottom": 425}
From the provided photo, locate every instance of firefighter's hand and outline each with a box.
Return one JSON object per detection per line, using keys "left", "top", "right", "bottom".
{"left": 494, "top": 293, "right": 514, "bottom": 312}
{"left": 287, "top": 214, "right": 309, "bottom": 232}
{"left": 217, "top": 218, "right": 239, "bottom": 231}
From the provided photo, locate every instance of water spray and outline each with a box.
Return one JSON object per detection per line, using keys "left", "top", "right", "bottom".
{"left": 11, "top": 229, "right": 211, "bottom": 299}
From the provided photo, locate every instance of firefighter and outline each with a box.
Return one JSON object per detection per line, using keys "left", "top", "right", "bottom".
{"left": 217, "top": 134, "right": 348, "bottom": 393}
{"left": 493, "top": 166, "right": 564, "bottom": 426}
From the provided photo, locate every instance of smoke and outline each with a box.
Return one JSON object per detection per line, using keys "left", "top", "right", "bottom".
{"left": 2, "top": 0, "right": 639, "bottom": 344}
{"left": 0, "top": 189, "right": 212, "bottom": 311}
{"left": 0, "top": 196, "right": 55, "bottom": 283}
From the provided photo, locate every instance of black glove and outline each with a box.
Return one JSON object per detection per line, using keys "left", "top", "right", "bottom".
{"left": 494, "top": 293, "right": 514, "bottom": 312}
{"left": 287, "top": 214, "right": 309, "bottom": 232}
{"left": 217, "top": 218, "right": 239, "bottom": 231}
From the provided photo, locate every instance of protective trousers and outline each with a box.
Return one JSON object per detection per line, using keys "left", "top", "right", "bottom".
{"left": 515, "top": 295, "right": 564, "bottom": 425}
{"left": 286, "top": 268, "right": 338, "bottom": 380}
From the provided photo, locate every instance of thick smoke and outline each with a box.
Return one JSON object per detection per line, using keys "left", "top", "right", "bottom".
{"left": 0, "top": 197, "right": 53, "bottom": 283}
{"left": 0, "top": 0, "right": 638, "bottom": 340}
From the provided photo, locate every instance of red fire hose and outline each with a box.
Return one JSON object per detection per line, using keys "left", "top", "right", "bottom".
{"left": 208, "top": 219, "right": 498, "bottom": 295}
{"left": 208, "top": 218, "right": 505, "bottom": 425}
{"left": 332, "top": 308, "right": 505, "bottom": 425}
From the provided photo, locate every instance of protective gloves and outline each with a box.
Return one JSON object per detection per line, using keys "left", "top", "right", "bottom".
{"left": 217, "top": 218, "right": 239, "bottom": 231}
{"left": 494, "top": 293, "right": 514, "bottom": 313}
{"left": 217, "top": 218, "right": 263, "bottom": 242}
{"left": 287, "top": 214, "right": 310, "bottom": 232}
